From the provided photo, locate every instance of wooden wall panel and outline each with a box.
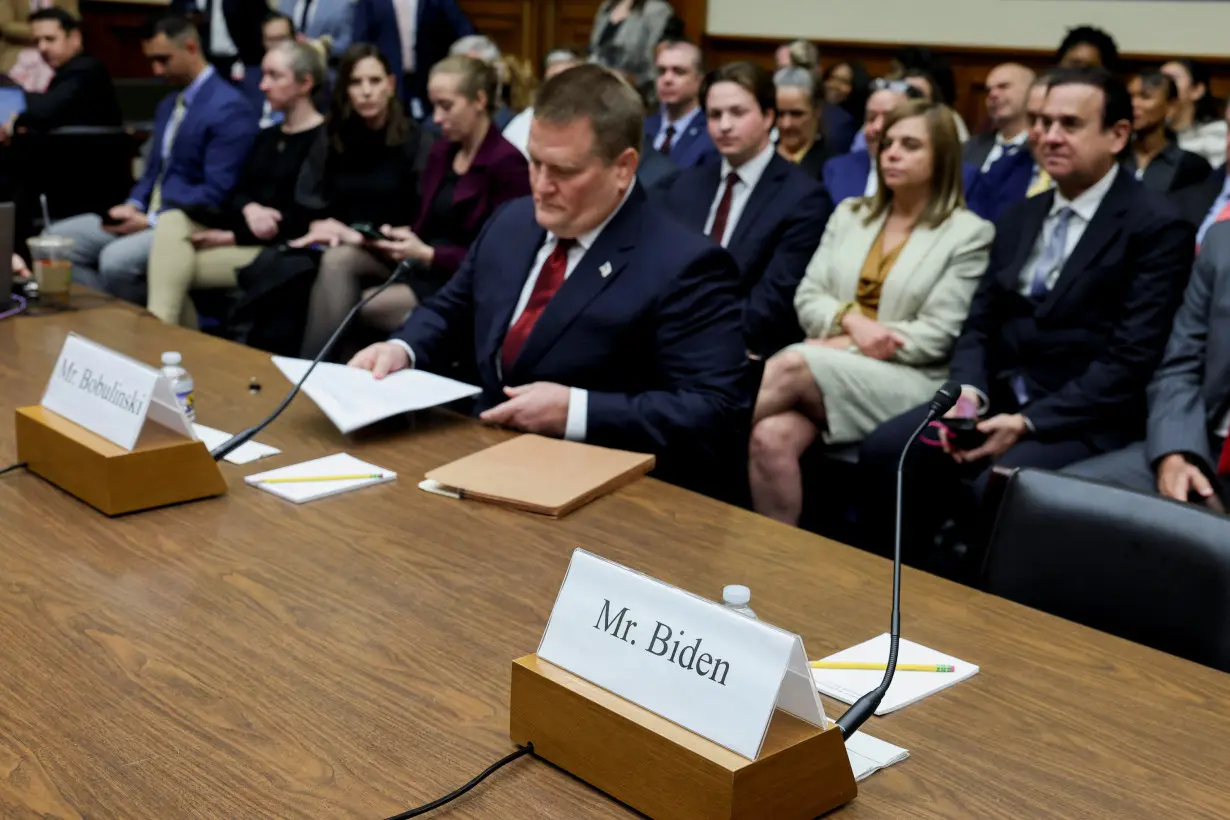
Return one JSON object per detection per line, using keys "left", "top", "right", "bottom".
{"left": 462, "top": 0, "right": 537, "bottom": 65}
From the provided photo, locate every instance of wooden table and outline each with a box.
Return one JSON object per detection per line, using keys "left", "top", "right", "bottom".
{"left": 2, "top": 305, "right": 1229, "bottom": 820}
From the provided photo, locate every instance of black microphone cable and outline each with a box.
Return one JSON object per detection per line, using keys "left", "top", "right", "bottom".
{"left": 382, "top": 743, "right": 534, "bottom": 820}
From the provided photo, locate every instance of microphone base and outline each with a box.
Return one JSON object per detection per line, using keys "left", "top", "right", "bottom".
{"left": 510, "top": 654, "right": 858, "bottom": 819}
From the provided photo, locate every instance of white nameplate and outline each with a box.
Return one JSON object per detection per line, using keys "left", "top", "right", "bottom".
{"left": 40, "top": 333, "right": 195, "bottom": 451}
{"left": 538, "top": 549, "right": 825, "bottom": 760}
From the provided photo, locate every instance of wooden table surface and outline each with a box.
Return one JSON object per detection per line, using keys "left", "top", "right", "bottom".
{"left": 1, "top": 305, "right": 1229, "bottom": 820}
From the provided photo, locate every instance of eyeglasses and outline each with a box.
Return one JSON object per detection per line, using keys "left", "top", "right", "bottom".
{"left": 870, "top": 78, "right": 911, "bottom": 94}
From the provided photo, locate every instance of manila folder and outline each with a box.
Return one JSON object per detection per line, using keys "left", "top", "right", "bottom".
{"left": 425, "top": 434, "right": 655, "bottom": 517}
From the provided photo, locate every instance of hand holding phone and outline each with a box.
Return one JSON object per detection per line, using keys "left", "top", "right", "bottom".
{"left": 350, "top": 222, "right": 390, "bottom": 242}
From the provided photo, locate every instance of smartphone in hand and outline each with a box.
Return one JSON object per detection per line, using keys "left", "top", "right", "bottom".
{"left": 350, "top": 222, "right": 389, "bottom": 241}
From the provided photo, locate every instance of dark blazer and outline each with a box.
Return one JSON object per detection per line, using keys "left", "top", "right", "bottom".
{"left": 822, "top": 103, "right": 858, "bottom": 156}
{"left": 658, "top": 153, "right": 831, "bottom": 356}
{"left": 1145, "top": 221, "right": 1230, "bottom": 475}
{"left": 413, "top": 125, "right": 530, "bottom": 276}
{"left": 221, "top": 0, "right": 267, "bottom": 66}
{"left": 950, "top": 169, "right": 1194, "bottom": 450}
{"left": 1123, "top": 141, "right": 1212, "bottom": 194}
{"left": 823, "top": 150, "right": 980, "bottom": 208}
{"left": 392, "top": 184, "right": 753, "bottom": 496}
{"left": 1174, "top": 165, "right": 1226, "bottom": 229}
{"left": 128, "top": 70, "right": 258, "bottom": 214}
{"left": 796, "top": 139, "right": 839, "bottom": 183}
{"left": 638, "top": 148, "right": 679, "bottom": 190}
{"left": 15, "top": 52, "right": 120, "bottom": 131}
{"left": 352, "top": 0, "right": 475, "bottom": 109}
{"left": 643, "top": 110, "right": 717, "bottom": 169}
{"left": 965, "top": 148, "right": 1036, "bottom": 223}
{"left": 963, "top": 131, "right": 997, "bottom": 171}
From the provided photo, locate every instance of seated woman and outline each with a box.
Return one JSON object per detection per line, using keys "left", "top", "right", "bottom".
{"left": 298, "top": 53, "right": 530, "bottom": 359}
{"left": 1124, "top": 71, "right": 1211, "bottom": 194}
{"left": 145, "top": 41, "right": 326, "bottom": 327}
{"left": 749, "top": 100, "right": 993, "bottom": 527}
{"left": 1161, "top": 59, "right": 1227, "bottom": 169}
{"left": 774, "top": 66, "right": 840, "bottom": 181}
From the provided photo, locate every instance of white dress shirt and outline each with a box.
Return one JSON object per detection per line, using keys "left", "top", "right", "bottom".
{"left": 197, "top": 0, "right": 236, "bottom": 58}
{"left": 292, "top": 0, "right": 317, "bottom": 30}
{"left": 503, "top": 106, "right": 533, "bottom": 158}
{"left": 392, "top": 0, "right": 419, "bottom": 72}
{"left": 652, "top": 105, "right": 702, "bottom": 151}
{"left": 980, "top": 129, "right": 1029, "bottom": 173}
{"left": 1016, "top": 164, "right": 1118, "bottom": 296}
{"left": 702, "top": 142, "right": 775, "bottom": 247}
{"left": 391, "top": 182, "right": 638, "bottom": 442}
{"left": 863, "top": 163, "right": 879, "bottom": 197}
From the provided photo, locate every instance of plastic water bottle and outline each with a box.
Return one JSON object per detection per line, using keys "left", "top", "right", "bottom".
{"left": 722, "top": 585, "right": 757, "bottom": 619}
{"left": 161, "top": 351, "right": 195, "bottom": 421}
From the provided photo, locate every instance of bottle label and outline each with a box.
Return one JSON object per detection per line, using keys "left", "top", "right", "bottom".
{"left": 176, "top": 388, "right": 196, "bottom": 421}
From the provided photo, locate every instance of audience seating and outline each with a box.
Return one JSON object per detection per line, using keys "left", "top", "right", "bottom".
{"left": 982, "top": 468, "right": 1230, "bottom": 672}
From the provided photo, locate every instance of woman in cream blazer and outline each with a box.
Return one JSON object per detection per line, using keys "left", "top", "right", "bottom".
{"left": 750, "top": 100, "right": 993, "bottom": 526}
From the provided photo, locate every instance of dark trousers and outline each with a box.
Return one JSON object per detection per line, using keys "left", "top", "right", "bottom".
{"left": 856, "top": 402, "right": 1100, "bottom": 563}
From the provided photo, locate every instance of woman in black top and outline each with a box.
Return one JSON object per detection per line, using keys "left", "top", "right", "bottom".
{"left": 145, "top": 41, "right": 326, "bottom": 327}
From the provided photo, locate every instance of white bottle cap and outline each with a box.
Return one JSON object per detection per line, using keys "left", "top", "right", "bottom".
{"left": 722, "top": 584, "right": 751, "bottom": 606}
{"left": 161, "top": 351, "right": 182, "bottom": 366}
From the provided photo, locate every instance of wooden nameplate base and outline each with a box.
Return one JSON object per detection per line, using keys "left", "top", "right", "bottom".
{"left": 15, "top": 405, "right": 227, "bottom": 516}
{"left": 509, "top": 654, "right": 857, "bottom": 820}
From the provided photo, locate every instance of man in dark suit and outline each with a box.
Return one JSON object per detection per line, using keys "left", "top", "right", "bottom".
{"left": 352, "top": 0, "right": 475, "bottom": 119}
{"left": 349, "top": 65, "right": 752, "bottom": 497}
{"left": 658, "top": 62, "right": 829, "bottom": 358}
{"left": 8, "top": 8, "right": 120, "bottom": 132}
{"left": 1066, "top": 222, "right": 1230, "bottom": 507}
{"left": 857, "top": 67, "right": 1194, "bottom": 560}
{"left": 966, "top": 76, "right": 1052, "bottom": 222}
{"left": 1174, "top": 107, "right": 1230, "bottom": 239}
{"left": 45, "top": 15, "right": 258, "bottom": 306}
{"left": 964, "top": 63, "right": 1035, "bottom": 173}
{"left": 644, "top": 40, "right": 717, "bottom": 169}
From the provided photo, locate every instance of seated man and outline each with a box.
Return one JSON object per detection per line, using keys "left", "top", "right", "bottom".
{"left": 1065, "top": 222, "right": 1230, "bottom": 508}
{"left": 46, "top": 15, "right": 258, "bottom": 306}
{"left": 7, "top": 8, "right": 121, "bottom": 133}
{"left": 645, "top": 39, "right": 717, "bottom": 170}
{"left": 966, "top": 75, "right": 1052, "bottom": 222}
{"left": 350, "top": 65, "right": 753, "bottom": 498}
{"left": 657, "top": 61, "right": 829, "bottom": 358}
{"left": 857, "top": 67, "right": 1194, "bottom": 561}
{"left": 964, "top": 63, "right": 1035, "bottom": 173}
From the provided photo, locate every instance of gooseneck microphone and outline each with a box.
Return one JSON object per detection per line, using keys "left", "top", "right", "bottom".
{"left": 210, "top": 258, "right": 421, "bottom": 461}
{"left": 836, "top": 380, "right": 961, "bottom": 740}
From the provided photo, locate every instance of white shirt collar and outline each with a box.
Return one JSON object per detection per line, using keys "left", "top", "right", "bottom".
{"left": 1052, "top": 164, "right": 1118, "bottom": 223}
{"left": 662, "top": 104, "right": 702, "bottom": 130}
{"left": 720, "top": 141, "right": 775, "bottom": 190}
{"left": 546, "top": 178, "right": 638, "bottom": 252}
{"left": 996, "top": 130, "right": 1029, "bottom": 149}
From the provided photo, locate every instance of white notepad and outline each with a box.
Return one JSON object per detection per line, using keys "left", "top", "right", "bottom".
{"left": 272, "top": 356, "right": 481, "bottom": 434}
{"left": 812, "top": 633, "right": 978, "bottom": 715}
{"left": 192, "top": 423, "right": 281, "bottom": 465}
{"left": 845, "top": 727, "right": 910, "bottom": 781}
{"left": 245, "top": 453, "right": 396, "bottom": 503}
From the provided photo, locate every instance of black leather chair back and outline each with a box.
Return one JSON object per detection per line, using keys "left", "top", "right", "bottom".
{"left": 983, "top": 468, "right": 1230, "bottom": 672}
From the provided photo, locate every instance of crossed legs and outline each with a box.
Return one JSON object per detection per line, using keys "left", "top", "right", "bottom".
{"left": 749, "top": 350, "right": 827, "bottom": 525}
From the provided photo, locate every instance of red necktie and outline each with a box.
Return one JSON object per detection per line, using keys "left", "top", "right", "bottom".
{"left": 1218, "top": 432, "right": 1230, "bottom": 476}
{"left": 502, "top": 238, "right": 575, "bottom": 373}
{"left": 707, "top": 172, "right": 740, "bottom": 245}
{"left": 660, "top": 125, "right": 676, "bottom": 155}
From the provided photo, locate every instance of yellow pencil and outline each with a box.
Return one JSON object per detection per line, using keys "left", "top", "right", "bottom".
{"left": 810, "top": 661, "right": 955, "bottom": 672}
{"left": 258, "top": 473, "right": 386, "bottom": 484}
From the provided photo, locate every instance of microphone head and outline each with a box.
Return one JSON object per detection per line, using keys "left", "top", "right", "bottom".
{"left": 930, "top": 380, "right": 962, "bottom": 416}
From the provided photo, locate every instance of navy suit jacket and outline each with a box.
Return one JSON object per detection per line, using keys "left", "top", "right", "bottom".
{"left": 823, "top": 150, "right": 979, "bottom": 208}
{"left": 129, "top": 71, "right": 258, "bottom": 214}
{"left": 352, "top": 0, "right": 475, "bottom": 108}
{"left": 965, "top": 148, "right": 1035, "bottom": 223}
{"left": 951, "top": 170, "right": 1193, "bottom": 450}
{"left": 644, "top": 111, "right": 717, "bottom": 169}
{"left": 658, "top": 153, "right": 831, "bottom": 356}
{"left": 823, "top": 103, "right": 858, "bottom": 156}
{"left": 392, "top": 185, "right": 753, "bottom": 496}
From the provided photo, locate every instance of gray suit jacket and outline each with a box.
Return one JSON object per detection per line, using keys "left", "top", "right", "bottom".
{"left": 589, "top": 0, "right": 674, "bottom": 90}
{"left": 1146, "top": 221, "right": 1230, "bottom": 473}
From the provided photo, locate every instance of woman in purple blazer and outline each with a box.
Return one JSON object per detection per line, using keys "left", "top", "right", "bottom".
{"left": 299, "top": 53, "right": 530, "bottom": 358}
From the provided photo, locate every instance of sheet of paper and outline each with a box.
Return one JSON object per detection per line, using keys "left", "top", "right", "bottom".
{"left": 192, "top": 423, "right": 280, "bottom": 465}
{"left": 812, "top": 633, "right": 979, "bottom": 715}
{"left": 844, "top": 727, "right": 909, "bottom": 781}
{"left": 272, "top": 357, "right": 481, "bottom": 434}
{"left": 244, "top": 452, "right": 396, "bottom": 504}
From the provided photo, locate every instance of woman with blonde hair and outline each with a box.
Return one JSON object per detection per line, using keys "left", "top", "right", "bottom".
{"left": 749, "top": 100, "right": 994, "bottom": 526}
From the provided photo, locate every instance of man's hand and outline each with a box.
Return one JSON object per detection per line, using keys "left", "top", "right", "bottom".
{"left": 190, "top": 229, "right": 236, "bottom": 250}
{"left": 955, "top": 413, "right": 1029, "bottom": 464}
{"left": 12, "top": 253, "right": 29, "bottom": 278}
{"left": 243, "top": 203, "right": 282, "bottom": 241}
{"left": 842, "top": 312, "right": 905, "bottom": 360}
{"left": 372, "top": 224, "right": 433, "bottom": 265}
{"left": 289, "top": 218, "right": 362, "bottom": 249}
{"left": 105, "top": 203, "right": 148, "bottom": 235}
{"left": 944, "top": 389, "right": 982, "bottom": 420}
{"left": 479, "top": 382, "right": 570, "bottom": 437}
{"left": 348, "top": 341, "right": 411, "bottom": 379}
{"left": 1157, "top": 453, "right": 1219, "bottom": 505}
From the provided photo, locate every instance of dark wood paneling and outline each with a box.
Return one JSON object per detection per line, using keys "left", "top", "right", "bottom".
{"left": 705, "top": 34, "right": 1230, "bottom": 137}
{"left": 80, "top": 1, "right": 163, "bottom": 79}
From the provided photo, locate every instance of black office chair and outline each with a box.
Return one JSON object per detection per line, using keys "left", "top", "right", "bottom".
{"left": 982, "top": 468, "right": 1230, "bottom": 672}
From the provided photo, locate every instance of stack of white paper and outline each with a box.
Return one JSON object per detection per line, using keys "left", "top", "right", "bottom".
{"left": 272, "top": 356, "right": 481, "bottom": 434}
{"left": 845, "top": 729, "right": 910, "bottom": 781}
{"left": 245, "top": 453, "right": 396, "bottom": 503}
{"left": 812, "top": 633, "right": 979, "bottom": 715}
{"left": 192, "top": 423, "right": 281, "bottom": 465}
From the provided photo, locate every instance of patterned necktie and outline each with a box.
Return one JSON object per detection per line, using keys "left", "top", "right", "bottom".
{"left": 149, "top": 93, "right": 187, "bottom": 215}
{"left": 502, "top": 238, "right": 576, "bottom": 374}
{"left": 707, "top": 172, "right": 740, "bottom": 246}
{"left": 1027, "top": 207, "right": 1073, "bottom": 299}
{"left": 660, "top": 124, "right": 676, "bottom": 155}
{"left": 1026, "top": 167, "right": 1052, "bottom": 198}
